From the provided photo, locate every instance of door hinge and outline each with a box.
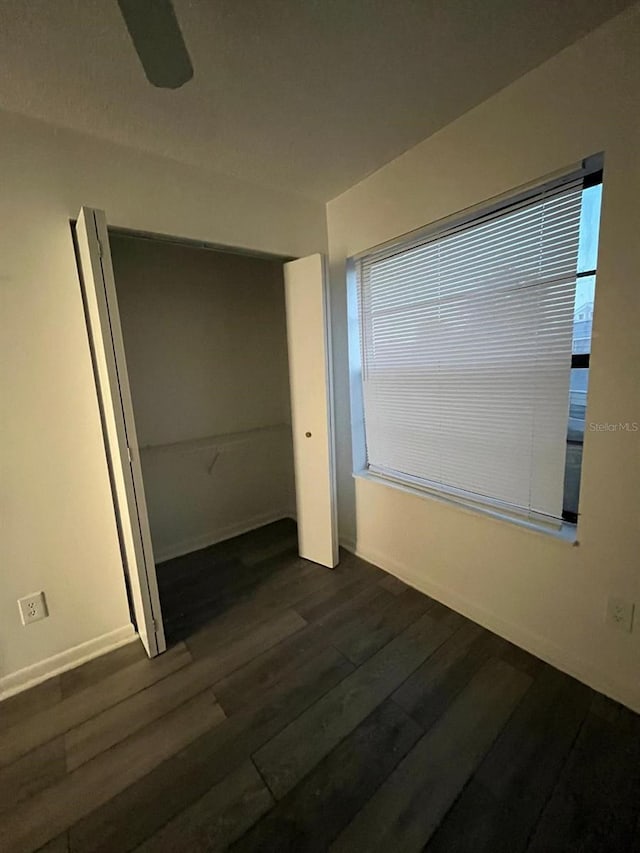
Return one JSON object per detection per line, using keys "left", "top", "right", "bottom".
{"left": 127, "top": 445, "right": 132, "bottom": 463}
{"left": 97, "top": 238, "right": 104, "bottom": 259}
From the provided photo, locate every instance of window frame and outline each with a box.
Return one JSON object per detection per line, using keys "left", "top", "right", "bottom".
{"left": 562, "top": 168, "right": 603, "bottom": 523}
{"left": 347, "top": 156, "right": 604, "bottom": 536}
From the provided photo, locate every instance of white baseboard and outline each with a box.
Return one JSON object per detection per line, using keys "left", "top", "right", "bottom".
{"left": 339, "top": 536, "right": 356, "bottom": 554}
{"left": 155, "top": 509, "right": 296, "bottom": 564}
{"left": 0, "top": 623, "right": 137, "bottom": 702}
{"left": 343, "top": 540, "right": 640, "bottom": 714}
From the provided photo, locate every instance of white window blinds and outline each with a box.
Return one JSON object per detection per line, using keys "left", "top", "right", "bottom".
{"left": 357, "top": 180, "right": 584, "bottom": 524}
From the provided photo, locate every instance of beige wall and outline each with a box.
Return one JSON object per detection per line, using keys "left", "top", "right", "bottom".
{"left": 327, "top": 8, "right": 640, "bottom": 711}
{"left": 110, "top": 235, "right": 295, "bottom": 561}
{"left": 0, "top": 110, "right": 326, "bottom": 692}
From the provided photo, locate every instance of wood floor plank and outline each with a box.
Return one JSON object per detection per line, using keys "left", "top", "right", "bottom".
{"left": 156, "top": 519, "right": 296, "bottom": 585}
{"left": 0, "top": 676, "right": 62, "bottom": 732}
{"left": 213, "top": 624, "right": 330, "bottom": 716}
{"left": 2, "top": 691, "right": 225, "bottom": 853}
{"left": 426, "top": 780, "right": 497, "bottom": 852}
{"left": 67, "top": 646, "right": 353, "bottom": 853}
{"left": 425, "top": 665, "right": 592, "bottom": 853}
{"left": 0, "top": 643, "right": 192, "bottom": 768}
{"left": 633, "top": 811, "right": 640, "bottom": 853}
{"left": 216, "top": 584, "right": 427, "bottom": 718}
{"left": 0, "top": 737, "right": 65, "bottom": 813}
{"left": 304, "top": 583, "right": 393, "bottom": 632}
{"left": 253, "top": 608, "right": 462, "bottom": 799}
{"left": 475, "top": 666, "right": 591, "bottom": 800}
{"left": 162, "top": 550, "right": 299, "bottom": 608}
{"left": 379, "top": 574, "right": 410, "bottom": 596}
{"left": 159, "top": 555, "right": 248, "bottom": 600}
{"left": 231, "top": 700, "right": 422, "bottom": 852}
{"left": 332, "top": 587, "right": 434, "bottom": 665}
{"left": 526, "top": 702, "right": 640, "bottom": 853}
{"left": 160, "top": 542, "right": 299, "bottom": 594}
{"left": 294, "top": 574, "right": 382, "bottom": 624}
{"left": 330, "top": 657, "right": 532, "bottom": 853}
{"left": 186, "top": 605, "right": 306, "bottom": 664}
{"left": 589, "top": 691, "right": 626, "bottom": 723}
{"left": 36, "top": 835, "right": 70, "bottom": 853}
{"left": 60, "top": 641, "right": 147, "bottom": 699}
{"left": 159, "top": 561, "right": 252, "bottom": 641}
{"left": 184, "top": 562, "right": 331, "bottom": 660}
{"left": 232, "top": 518, "right": 298, "bottom": 567}
{"left": 485, "top": 634, "right": 544, "bottom": 677}
{"left": 159, "top": 554, "right": 302, "bottom": 636}
{"left": 393, "top": 619, "right": 491, "bottom": 729}
{"left": 66, "top": 609, "right": 305, "bottom": 770}
{"left": 334, "top": 549, "right": 385, "bottom": 580}
{"left": 199, "top": 548, "right": 381, "bottom": 647}
{"left": 132, "top": 761, "right": 273, "bottom": 852}
{"left": 246, "top": 559, "right": 347, "bottom": 610}
{"left": 241, "top": 531, "right": 299, "bottom": 567}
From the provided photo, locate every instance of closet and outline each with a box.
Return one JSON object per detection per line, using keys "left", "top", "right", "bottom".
{"left": 110, "top": 233, "right": 296, "bottom": 565}
{"left": 109, "top": 234, "right": 299, "bottom": 640}
{"left": 74, "top": 208, "right": 337, "bottom": 656}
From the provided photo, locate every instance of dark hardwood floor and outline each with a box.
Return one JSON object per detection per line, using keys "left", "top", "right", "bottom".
{"left": 1, "top": 519, "right": 638, "bottom": 852}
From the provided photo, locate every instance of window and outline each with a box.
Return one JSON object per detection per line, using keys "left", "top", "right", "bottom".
{"left": 354, "top": 161, "right": 603, "bottom": 530}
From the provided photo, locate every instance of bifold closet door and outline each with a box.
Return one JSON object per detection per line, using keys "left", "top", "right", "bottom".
{"left": 75, "top": 207, "right": 166, "bottom": 657}
{"left": 284, "top": 254, "right": 338, "bottom": 568}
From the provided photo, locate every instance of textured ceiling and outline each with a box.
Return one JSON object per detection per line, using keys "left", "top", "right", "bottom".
{"left": 0, "top": 0, "right": 633, "bottom": 201}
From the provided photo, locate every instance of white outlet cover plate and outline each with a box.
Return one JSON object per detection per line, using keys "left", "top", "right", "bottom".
{"left": 18, "top": 591, "right": 48, "bottom": 625}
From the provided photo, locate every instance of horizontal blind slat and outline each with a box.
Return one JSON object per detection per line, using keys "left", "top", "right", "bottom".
{"left": 358, "top": 182, "right": 582, "bottom": 520}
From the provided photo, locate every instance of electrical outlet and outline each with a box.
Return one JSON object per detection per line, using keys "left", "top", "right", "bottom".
{"left": 18, "top": 591, "right": 48, "bottom": 626}
{"left": 606, "top": 596, "right": 635, "bottom": 633}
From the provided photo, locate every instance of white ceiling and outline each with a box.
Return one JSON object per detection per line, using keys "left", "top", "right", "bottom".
{"left": 0, "top": 0, "right": 633, "bottom": 201}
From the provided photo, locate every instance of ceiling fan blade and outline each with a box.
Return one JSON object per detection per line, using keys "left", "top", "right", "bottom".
{"left": 117, "top": 0, "right": 193, "bottom": 89}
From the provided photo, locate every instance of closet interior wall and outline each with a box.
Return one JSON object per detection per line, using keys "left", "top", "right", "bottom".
{"left": 109, "top": 233, "right": 295, "bottom": 563}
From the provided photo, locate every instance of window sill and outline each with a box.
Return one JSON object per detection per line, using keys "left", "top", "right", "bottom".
{"left": 353, "top": 470, "right": 578, "bottom": 545}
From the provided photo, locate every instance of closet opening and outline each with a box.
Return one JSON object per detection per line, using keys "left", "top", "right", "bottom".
{"left": 111, "top": 230, "right": 298, "bottom": 644}
{"left": 74, "top": 208, "right": 337, "bottom": 656}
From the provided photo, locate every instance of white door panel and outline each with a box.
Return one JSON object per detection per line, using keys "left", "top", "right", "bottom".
{"left": 284, "top": 254, "right": 338, "bottom": 568}
{"left": 75, "top": 208, "right": 165, "bottom": 656}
